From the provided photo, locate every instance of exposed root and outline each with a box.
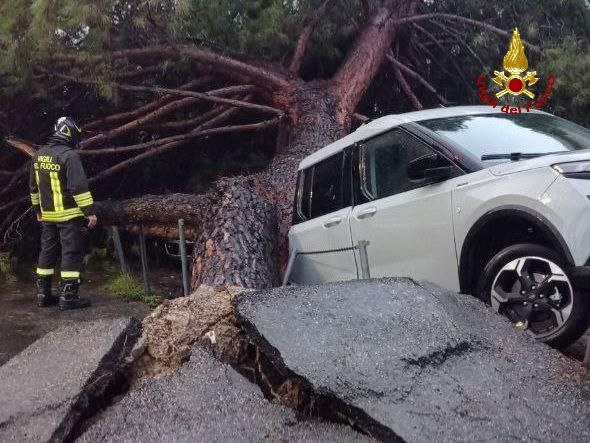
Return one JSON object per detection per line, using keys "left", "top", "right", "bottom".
{"left": 136, "top": 285, "right": 401, "bottom": 441}
{"left": 135, "top": 285, "right": 248, "bottom": 379}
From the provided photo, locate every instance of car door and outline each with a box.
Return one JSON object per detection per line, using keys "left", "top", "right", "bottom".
{"left": 349, "top": 127, "right": 464, "bottom": 291}
{"left": 288, "top": 150, "right": 357, "bottom": 284}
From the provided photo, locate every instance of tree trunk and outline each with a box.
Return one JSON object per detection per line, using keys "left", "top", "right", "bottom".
{"left": 190, "top": 84, "right": 348, "bottom": 290}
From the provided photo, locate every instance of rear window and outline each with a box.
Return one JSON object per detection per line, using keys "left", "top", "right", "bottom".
{"left": 293, "top": 152, "right": 345, "bottom": 223}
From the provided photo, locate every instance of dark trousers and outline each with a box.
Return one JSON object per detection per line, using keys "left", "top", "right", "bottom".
{"left": 37, "top": 218, "right": 85, "bottom": 279}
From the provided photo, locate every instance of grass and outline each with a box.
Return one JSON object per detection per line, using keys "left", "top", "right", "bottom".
{"left": 0, "top": 253, "right": 15, "bottom": 284}
{"left": 105, "top": 272, "right": 161, "bottom": 308}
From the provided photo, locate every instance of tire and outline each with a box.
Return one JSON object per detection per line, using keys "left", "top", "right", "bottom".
{"left": 476, "top": 243, "right": 590, "bottom": 348}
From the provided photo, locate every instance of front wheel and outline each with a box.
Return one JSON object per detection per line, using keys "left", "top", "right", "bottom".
{"left": 476, "top": 244, "right": 590, "bottom": 348}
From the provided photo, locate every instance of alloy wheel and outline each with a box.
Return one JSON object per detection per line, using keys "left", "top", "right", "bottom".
{"left": 490, "top": 256, "right": 573, "bottom": 339}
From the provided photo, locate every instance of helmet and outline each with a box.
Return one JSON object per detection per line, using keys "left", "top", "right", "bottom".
{"left": 53, "top": 116, "right": 82, "bottom": 146}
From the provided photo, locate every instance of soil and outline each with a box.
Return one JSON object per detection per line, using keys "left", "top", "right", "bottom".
{"left": 0, "top": 266, "right": 183, "bottom": 367}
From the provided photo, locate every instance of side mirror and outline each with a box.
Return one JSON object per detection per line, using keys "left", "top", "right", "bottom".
{"left": 407, "top": 154, "right": 452, "bottom": 184}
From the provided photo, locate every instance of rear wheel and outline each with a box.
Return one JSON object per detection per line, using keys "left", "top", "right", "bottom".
{"left": 476, "top": 244, "right": 590, "bottom": 348}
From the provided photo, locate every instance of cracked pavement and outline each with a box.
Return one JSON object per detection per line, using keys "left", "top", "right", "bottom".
{"left": 236, "top": 278, "right": 590, "bottom": 442}
{"left": 0, "top": 318, "right": 133, "bottom": 442}
{"left": 81, "top": 347, "right": 369, "bottom": 442}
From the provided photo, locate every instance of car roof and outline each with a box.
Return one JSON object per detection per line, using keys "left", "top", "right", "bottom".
{"left": 298, "top": 105, "right": 549, "bottom": 170}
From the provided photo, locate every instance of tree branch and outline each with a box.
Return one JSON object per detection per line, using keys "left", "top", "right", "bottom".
{"left": 82, "top": 117, "right": 280, "bottom": 156}
{"left": 332, "top": 0, "right": 418, "bottom": 123}
{"left": 158, "top": 94, "right": 252, "bottom": 131}
{"left": 79, "top": 85, "right": 257, "bottom": 149}
{"left": 42, "top": 71, "right": 283, "bottom": 120}
{"left": 0, "top": 196, "right": 27, "bottom": 214}
{"left": 4, "top": 137, "right": 35, "bottom": 158}
{"left": 88, "top": 119, "right": 279, "bottom": 182}
{"left": 84, "top": 77, "right": 213, "bottom": 130}
{"left": 54, "top": 44, "right": 291, "bottom": 92}
{"left": 395, "top": 13, "right": 541, "bottom": 53}
{"left": 116, "top": 65, "right": 161, "bottom": 81}
{"left": 429, "top": 20, "right": 487, "bottom": 68}
{"left": 413, "top": 24, "right": 475, "bottom": 97}
{"left": 387, "top": 53, "right": 449, "bottom": 104}
{"left": 96, "top": 193, "right": 212, "bottom": 227}
{"left": 392, "top": 62, "right": 423, "bottom": 110}
{"left": 180, "top": 45, "right": 291, "bottom": 91}
{"left": 289, "top": 0, "right": 338, "bottom": 74}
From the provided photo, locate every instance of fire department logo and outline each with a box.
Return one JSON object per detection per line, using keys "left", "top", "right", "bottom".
{"left": 491, "top": 28, "right": 539, "bottom": 99}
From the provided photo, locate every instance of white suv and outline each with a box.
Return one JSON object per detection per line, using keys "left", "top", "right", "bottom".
{"left": 288, "top": 106, "right": 590, "bottom": 348}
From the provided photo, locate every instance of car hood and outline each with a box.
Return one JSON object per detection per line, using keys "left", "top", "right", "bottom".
{"left": 489, "top": 149, "right": 590, "bottom": 176}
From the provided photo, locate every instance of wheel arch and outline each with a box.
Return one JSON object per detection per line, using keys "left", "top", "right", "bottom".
{"left": 458, "top": 206, "right": 574, "bottom": 294}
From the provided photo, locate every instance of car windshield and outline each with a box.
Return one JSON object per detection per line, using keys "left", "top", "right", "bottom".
{"left": 418, "top": 113, "right": 590, "bottom": 165}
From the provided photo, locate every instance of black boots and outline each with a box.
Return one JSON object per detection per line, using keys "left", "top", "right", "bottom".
{"left": 59, "top": 278, "right": 91, "bottom": 310}
{"left": 36, "top": 276, "right": 59, "bottom": 307}
{"left": 36, "top": 276, "right": 91, "bottom": 310}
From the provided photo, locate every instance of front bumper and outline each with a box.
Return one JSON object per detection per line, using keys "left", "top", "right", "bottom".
{"left": 570, "top": 266, "right": 590, "bottom": 291}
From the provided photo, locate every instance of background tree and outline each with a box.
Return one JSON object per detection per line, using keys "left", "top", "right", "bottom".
{"left": 1, "top": 0, "right": 589, "bottom": 289}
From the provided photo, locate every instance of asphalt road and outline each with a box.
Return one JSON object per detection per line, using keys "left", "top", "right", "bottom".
{"left": 0, "top": 270, "right": 153, "bottom": 367}
{"left": 81, "top": 347, "right": 370, "bottom": 442}
{"left": 236, "top": 278, "right": 590, "bottom": 442}
{"left": 0, "top": 318, "right": 133, "bottom": 442}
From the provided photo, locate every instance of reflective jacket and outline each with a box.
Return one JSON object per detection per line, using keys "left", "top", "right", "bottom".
{"left": 29, "top": 143, "right": 95, "bottom": 223}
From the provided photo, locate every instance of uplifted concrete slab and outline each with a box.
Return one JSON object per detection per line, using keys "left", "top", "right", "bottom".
{"left": 236, "top": 278, "right": 590, "bottom": 442}
{"left": 81, "top": 347, "right": 369, "bottom": 442}
{"left": 0, "top": 317, "right": 140, "bottom": 442}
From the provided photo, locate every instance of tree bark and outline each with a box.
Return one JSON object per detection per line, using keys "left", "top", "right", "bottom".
{"left": 331, "top": 0, "right": 417, "bottom": 124}
{"left": 190, "top": 84, "right": 346, "bottom": 289}
{"left": 191, "top": 178, "right": 280, "bottom": 289}
{"left": 96, "top": 194, "right": 213, "bottom": 226}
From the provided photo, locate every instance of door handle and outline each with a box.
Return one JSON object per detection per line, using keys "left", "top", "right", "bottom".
{"left": 323, "top": 216, "right": 342, "bottom": 228}
{"left": 356, "top": 206, "right": 377, "bottom": 220}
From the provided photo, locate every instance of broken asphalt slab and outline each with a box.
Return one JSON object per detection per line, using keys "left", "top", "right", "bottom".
{"left": 0, "top": 317, "right": 141, "bottom": 442}
{"left": 235, "top": 278, "right": 590, "bottom": 442}
{"left": 81, "top": 347, "right": 370, "bottom": 442}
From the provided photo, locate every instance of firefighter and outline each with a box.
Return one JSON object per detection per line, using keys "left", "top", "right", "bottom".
{"left": 29, "top": 117, "right": 97, "bottom": 310}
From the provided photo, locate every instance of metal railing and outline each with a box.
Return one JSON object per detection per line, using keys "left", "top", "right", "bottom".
{"left": 111, "top": 219, "right": 192, "bottom": 297}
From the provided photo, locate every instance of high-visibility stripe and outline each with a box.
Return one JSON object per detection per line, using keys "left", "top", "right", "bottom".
{"left": 73, "top": 191, "right": 92, "bottom": 200}
{"left": 61, "top": 271, "right": 80, "bottom": 278}
{"left": 36, "top": 268, "right": 54, "bottom": 276}
{"left": 73, "top": 192, "right": 94, "bottom": 207}
{"left": 49, "top": 171, "right": 64, "bottom": 212}
{"left": 35, "top": 171, "right": 42, "bottom": 210}
{"left": 41, "top": 207, "right": 84, "bottom": 222}
{"left": 74, "top": 198, "right": 93, "bottom": 205}
{"left": 41, "top": 214, "right": 83, "bottom": 222}
{"left": 30, "top": 193, "right": 40, "bottom": 205}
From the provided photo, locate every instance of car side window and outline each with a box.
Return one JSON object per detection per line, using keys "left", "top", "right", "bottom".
{"left": 360, "top": 128, "right": 455, "bottom": 200}
{"left": 310, "top": 153, "right": 343, "bottom": 218}
{"left": 294, "top": 152, "right": 346, "bottom": 223}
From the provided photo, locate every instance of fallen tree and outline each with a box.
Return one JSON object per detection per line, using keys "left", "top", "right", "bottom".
{"left": 0, "top": 0, "right": 552, "bottom": 290}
